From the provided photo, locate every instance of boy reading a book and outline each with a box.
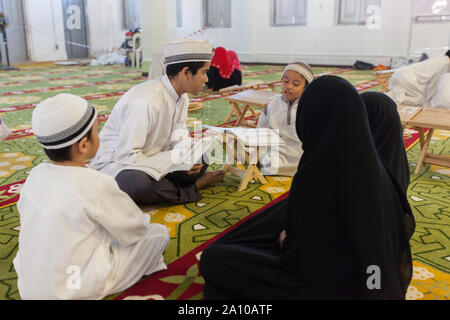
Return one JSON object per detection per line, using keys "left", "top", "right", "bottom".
{"left": 91, "top": 38, "right": 225, "bottom": 205}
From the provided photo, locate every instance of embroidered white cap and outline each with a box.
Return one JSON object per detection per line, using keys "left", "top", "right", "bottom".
{"left": 283, "top": 61, "right": 314, "bottom": 84}
{"left": 163, "top": 37, "right": 213, "bottom": 65}
{"left": 32, "top": 94, "right": 97, "bottom": 150}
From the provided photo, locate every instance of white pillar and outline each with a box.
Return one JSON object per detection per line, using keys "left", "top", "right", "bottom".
{"left": 140, "top": 0, "right": 177, "bottom": 61}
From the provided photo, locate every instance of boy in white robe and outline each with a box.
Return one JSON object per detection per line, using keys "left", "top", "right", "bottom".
{"left": 13, "top": 94, "right": 170, "bottom": 300}
{"left": 257, "top": 62, "right": 314, "bottom": 176}
{"left": 91, "top": 38, "right": 225, "bottom": 205}
{"left": 388, "top": 51, "right": 450, "bottom": 107}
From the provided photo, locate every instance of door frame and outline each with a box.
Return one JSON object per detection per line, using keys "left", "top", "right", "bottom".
{"left": 0, "top": 0, "right": 28, "bottom": 62}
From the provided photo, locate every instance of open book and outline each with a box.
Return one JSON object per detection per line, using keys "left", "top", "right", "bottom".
{"left": 124, "top": 136, "right": 216, "bottom": 181}
{"left": 203, "top": 125, "right": 283, "bottom": 147}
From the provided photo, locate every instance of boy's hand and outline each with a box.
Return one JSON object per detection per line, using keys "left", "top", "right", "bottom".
{"left": 279, "top": 230, "right": 287, "bottom": 248}
{"left": 187, "top": 164, "right": 204, "bottom": 175}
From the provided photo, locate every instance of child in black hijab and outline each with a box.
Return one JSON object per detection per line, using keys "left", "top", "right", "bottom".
{"left": 361, "top": 91, "right": 410, "bottom": 193}
{"left": 200, "top": 76, "right": 414, "bottom": 300}
{"left": 361, "top": 91, "right": 415, "bottom": 240}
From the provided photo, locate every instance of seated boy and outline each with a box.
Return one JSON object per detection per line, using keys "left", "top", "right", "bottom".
{"left": 13, "top": 94, "right": 170, "bottom": 300}
{"left": 256, "top": 61, "right": 314, "bottom": 176}
{"left": 90, "top": 38, "right": 224, "bottom": 205}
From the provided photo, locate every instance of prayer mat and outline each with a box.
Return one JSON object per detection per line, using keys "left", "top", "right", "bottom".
{"left": 0, "top": 62, "right": 448, "bottom": 300}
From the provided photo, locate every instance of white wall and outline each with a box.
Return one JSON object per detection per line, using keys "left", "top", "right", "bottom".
{"left": 23, "top": 0, "right": 129, "bottom": 62}
{"left": 85, "top": 0, "right": 128, "bottom": 57}
{"left": 140, "top": 0, "right": 177, "bottom": 61}
{"left": 175, "top": 0, "right": 449, "bottom": 66}
{"left": 410, "top": 22, "right": 450, "bottom": 58}
{"left": 22, "top": 0, "right": 450, "bottom": 64}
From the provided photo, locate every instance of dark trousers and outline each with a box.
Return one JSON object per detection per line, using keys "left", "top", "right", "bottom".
{"left": 116, "top": 164, "right": 208, "bottom": 205}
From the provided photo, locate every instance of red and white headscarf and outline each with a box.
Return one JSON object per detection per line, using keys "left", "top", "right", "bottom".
{"left": 227, "top": 50, "right": 242, "bottom": 72}
{"left": 210, "top": 47, "right": 235, "bottom": 79}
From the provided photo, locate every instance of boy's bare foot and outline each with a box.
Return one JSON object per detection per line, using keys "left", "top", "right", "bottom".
{"left": 195, "top": 170, "right": 225, "bottom": 189}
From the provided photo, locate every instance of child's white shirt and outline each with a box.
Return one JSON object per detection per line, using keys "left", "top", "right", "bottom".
{"left": 13, "top": 163, "right": 169, "bottom": 300}
{"left": 257, "top": 94, "right": 303, "bottom": 176}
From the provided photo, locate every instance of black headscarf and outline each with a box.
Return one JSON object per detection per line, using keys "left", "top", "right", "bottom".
{"left": 361, "top": 91, "right": 410, "bottom": 194}
{"left": 280, "top": 76, "right": 413, "bottom": 299}
{"left": 361, "top": 92, "right": 416, "bottom": 241}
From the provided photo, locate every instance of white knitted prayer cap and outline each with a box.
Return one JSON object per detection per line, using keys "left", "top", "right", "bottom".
{"left": 283, "top": 61, "right": 314, "bottom": 84}
{"left": 32, "top": 94, "right": 97, "bottom": 150}
{"left": 163, "top": 37, "right": 213, "bottom": 66}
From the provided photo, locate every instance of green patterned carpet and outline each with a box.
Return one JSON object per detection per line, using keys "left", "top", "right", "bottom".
{"left": 0, "top": 62, "right": 448, "bottom": 300}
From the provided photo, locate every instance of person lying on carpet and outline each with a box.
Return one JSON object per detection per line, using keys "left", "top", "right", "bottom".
{"left": 206, "top": 46, "right": 242, "bottom": 91}
{"left": 90, "top": 38, "right": 225, "bottom": 205}
{"left": 200, "top": 76, "right": 414, "bottom": 300}
{"left": 256, "top": 61, "right": 314, "bottom": 176}
{"left": 387, "top": 50, "right": 450, "bottom": 108}
{"left": 13, "top": 94, "right": 170, "bottom": 300}
{"left": 361, "top": 91, "right": 415, "bottom": 240}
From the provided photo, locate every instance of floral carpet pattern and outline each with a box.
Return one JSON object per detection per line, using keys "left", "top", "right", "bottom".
{"left": 0, "top": 62, "right": 448, "bottom": 300}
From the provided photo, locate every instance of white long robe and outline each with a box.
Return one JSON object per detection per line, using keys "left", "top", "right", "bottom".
{"left": 430, "top": 73, "right": 450, "bottom": 109}
{"left": 388, "top": 56, "right": 450, "bottom": 107}
{"left": 13, "top": 163, "right": 169, "bottom": 300}
{"left": 257, "top": 94, "right": 303, "bottom": 176}
{"left": 90, "top": 75, "right": 191, "bottom": 180}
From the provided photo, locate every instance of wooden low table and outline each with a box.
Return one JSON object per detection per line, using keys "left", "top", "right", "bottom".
{"left": 224, "top": 89, "right": 277, "bottom": 127}
{"left": 188, "top": 102, "right": 203, "bottom": 112}
{"left": 219, "top": 81, "right": 264, "bottom": 94}
{"left": 397, "top": 105, "right": 423, "bottom": 127}
{"left": 261, "top": 80, "right": 281, "bottom": 93}
{"left": 374, "top": 70, "right": 395, "bottom": 93}
{"left": 406, "top": 108, "right": 450, "bottom": 174}
{"left": 219, "top": 133, "right": 268, "bottom": 191}
{"left": 220, "top": 80, "right": 281, "bottom": 94}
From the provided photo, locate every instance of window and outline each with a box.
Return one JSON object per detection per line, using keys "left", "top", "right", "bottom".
{"left": 413, "top": 0, "right": 450, "bottom": 22}
{"left": 123, "top": 0, "right": 141, "bottom": 30}
{"left": 205, "top": 0, "right": 231, "bottom": 28}
{"left": 338, "top": 0, "right": 380, "bottom": 25}
{"left": 274, "top": 0, "right": 308, "bottom": 26}
{"left": 177, "top": 0, "right": 183, "bottom": 27}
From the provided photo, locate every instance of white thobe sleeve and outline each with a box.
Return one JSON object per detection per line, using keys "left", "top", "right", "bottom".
{"left": 93, "top": 176, "right": 151, "bottom": 247}
{"left": 424, "top": 59, "right": 450, "bottom": 105}
{"left": 430, "top": 73, "right": 450, "bottom": 109}
{"left": 257, "top": 103, "right": 271, "bottom": 128}
{"left": 171, "top": 98, "right": 192, "bottom": 149}
{"left": 115, "top": 100, "right": 158, "bottom": 165}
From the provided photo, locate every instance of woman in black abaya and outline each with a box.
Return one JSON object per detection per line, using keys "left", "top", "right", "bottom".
{"left": 200, "top": 76, "right": 414, "bottom": 300}
{"left": 361, "top": 91, "right": 415, "bottom": 240}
